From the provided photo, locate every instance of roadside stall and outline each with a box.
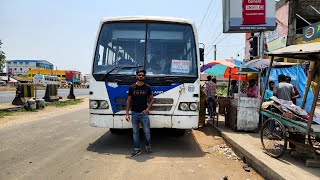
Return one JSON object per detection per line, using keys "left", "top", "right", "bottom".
{"left": 201, "top": 59, "right": 245, "bottom": 118}
{"left": 225, "top": 71, "right": 261, "bottom": 132}
{"left": 260, "top": 42, "right": 320, "bottom": 161}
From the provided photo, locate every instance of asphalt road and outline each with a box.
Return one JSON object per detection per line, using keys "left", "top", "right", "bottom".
{"left": 0, "top": 89, "right": 89, "bottom": 104}
{"left": 0, "top": 105, "right": 262, "bottom": 180}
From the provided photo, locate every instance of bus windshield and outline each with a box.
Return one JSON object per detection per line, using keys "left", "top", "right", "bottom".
{"left": 93, "top": 22, "right": 197, "bottom": 77}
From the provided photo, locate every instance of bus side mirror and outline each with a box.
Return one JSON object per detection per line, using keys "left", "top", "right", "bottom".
{"left": 199, "top": 48, "right": 204, "bottom": 62}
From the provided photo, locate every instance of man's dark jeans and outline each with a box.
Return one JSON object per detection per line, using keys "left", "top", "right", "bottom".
{"left": 131, "top": 111, "right": 151, "bottom": 151}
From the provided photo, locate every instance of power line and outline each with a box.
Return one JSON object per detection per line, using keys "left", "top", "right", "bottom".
{"left": 200, "top": 0, "right": 218, "bottom": 34}
{"left": 198, "top": 0, "right": 214, "bottom": 31}
{"left": 205, "top": 34, "right": 231, "bottom": 57}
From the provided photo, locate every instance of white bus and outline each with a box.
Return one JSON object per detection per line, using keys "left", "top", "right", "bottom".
{"left": 33, "top": 74, "right": 61, "bottom": 86}
{"left": 89, "top": 16, "right": 204, "bottom": 133}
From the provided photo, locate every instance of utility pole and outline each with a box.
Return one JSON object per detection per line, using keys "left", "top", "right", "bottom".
{"left": 259, "top": 32, "right": 264, "bottom": 59}
{"left": 213, "top": 45, "right": 217, "bottom": 60}
{"left": 287, "top": 0, "right": 296, "bottom": 46}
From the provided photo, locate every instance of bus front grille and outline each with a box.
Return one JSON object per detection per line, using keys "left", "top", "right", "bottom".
{"left": 115, "top": 98, "right": 174, "bottom": 111}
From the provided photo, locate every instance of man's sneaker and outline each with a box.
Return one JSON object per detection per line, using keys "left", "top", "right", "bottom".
{"left": 131, "top": 150, "right": 141, "bottom": 157}
{"left": 146, "top": 147, "right": 152, "bottom": 154}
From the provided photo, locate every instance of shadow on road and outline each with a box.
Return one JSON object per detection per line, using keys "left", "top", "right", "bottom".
{"left": 87, "top": 129, "right": 205, "bottom": 159}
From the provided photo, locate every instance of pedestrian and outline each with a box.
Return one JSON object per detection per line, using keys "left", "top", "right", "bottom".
{"left": 246, "top": 79, "right": 258, "bottom": 98}
{"left": 285, "top": 76, "right": 301, "bottom": 105}
{"left": 126, "top": 69, "right": 154, "bottom": 157}
{"left": 205, "top": 75, "right": 216, "bottom": 120}
{"left": 273, "top": 74, "right": 294, "bottom": 101}
{"left": 263, "top": 81, "right": 274, "bottom": 102}
{"left": 230, "top": 80, "right": 238, "bottom": 97}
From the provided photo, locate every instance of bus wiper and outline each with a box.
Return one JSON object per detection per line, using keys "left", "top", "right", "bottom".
{"left": 100, "top": 66, "right": 143, "bottom": 80}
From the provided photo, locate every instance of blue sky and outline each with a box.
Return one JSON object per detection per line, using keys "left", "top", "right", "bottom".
{"left": 1, "top": 0, "right": 245, "bottom": 74}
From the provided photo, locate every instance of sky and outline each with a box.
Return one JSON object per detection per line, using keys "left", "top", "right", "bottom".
{"left": 1, "top": 0, "right": 246, "bottom": 75}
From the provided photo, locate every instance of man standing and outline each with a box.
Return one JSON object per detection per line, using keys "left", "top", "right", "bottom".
{"left": 126, "top": 69, "right": 154, "bottom": 157}
{"left": 285, "top": 76, "right": 301, "bottom": 105}
{"left": 264, "top": 81, "right": 274, "bottom": 102}
{"left": 274, "top": 74, "right": 294, "bottom": 101}
{"left": 205, "top": 75, "right": 216, "bottom": 120}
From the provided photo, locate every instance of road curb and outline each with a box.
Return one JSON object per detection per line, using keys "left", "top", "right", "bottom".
{"left": 211, "top": 125, "right": 284, "bottom": 180}
{"left": 0, "top": 99, "right": 82, "bottom": 113}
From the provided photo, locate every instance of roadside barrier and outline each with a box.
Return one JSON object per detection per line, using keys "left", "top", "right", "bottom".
{"left": 67, "top": 84, "right": 75, "bottom": 99}
{"left": 43, "top": 84, "right": 59, "bottom": 102}
{"left": 12, "top": 84, "right": 35, "bottom": 105}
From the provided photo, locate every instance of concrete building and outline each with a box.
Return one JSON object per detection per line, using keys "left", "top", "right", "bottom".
{"left": 244, "top": 0, "right": 320, "bottom": 60}
{"left": 6, "top": 60, "right": 53, "bottom": 75}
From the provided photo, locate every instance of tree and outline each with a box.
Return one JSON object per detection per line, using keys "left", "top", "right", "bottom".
{"left": 0, "top": 40, "right": 6, "bottom": 72}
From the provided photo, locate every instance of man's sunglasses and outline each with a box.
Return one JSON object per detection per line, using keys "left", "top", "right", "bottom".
{"left": 137, "top": 74, "right": 145, "bottom": 77}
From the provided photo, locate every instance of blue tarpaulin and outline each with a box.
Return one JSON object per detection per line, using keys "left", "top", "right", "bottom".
{"left": 263, "top": 65, "right": 314, "bottom": 112}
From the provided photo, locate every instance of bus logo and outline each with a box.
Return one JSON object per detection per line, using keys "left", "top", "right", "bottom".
{"left": 188, "top": 85, "right": 195, "bottom": 92}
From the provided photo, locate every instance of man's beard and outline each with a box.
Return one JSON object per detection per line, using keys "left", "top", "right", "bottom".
{"left": 137, "top": 78, "right": 144, "bottom": 82}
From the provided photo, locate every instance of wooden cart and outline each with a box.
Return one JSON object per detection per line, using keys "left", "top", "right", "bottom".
{"left": 260, "top": 42, "right": 320, "bottom": 158}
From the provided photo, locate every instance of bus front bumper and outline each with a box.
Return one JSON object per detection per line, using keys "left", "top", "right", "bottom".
{"left": 90, "top": 114, "right": 199, "bottom": 129}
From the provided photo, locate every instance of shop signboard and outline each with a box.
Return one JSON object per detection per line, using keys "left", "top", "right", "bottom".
{"left": 303, "top": 21, "right": 320, "bottom": 42}
{"left": 223, "top": 0, "right": 276, "bottom": 33}
{"left": 266, "top": 35, "right": 287, "bottom": 52}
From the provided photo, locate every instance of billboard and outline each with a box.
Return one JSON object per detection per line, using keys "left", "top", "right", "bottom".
{"left": 223, "top": 0, "right": 276, "bottom": 33}
{"left": 303, "top": 21, "right": 320, "bottom": 42}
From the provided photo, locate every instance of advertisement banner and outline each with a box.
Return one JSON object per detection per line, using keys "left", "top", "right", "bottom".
{"left": 303, "top": 21, "right": 320, "bottom": 42}
{"left": 266, "top": 35, "right": 287, "bottom": 52}
{"left": 223, "top": 0, "right": 276, "bottom": 33}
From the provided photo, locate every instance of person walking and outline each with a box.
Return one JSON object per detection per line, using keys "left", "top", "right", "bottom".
{"left": 126, "top": 69, "right": 154, "bottom": 157}
{"left": 205, "top": 75, "right": 216, "bottom": 120}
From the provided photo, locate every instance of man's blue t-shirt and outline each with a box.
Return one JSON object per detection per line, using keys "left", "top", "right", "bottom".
{"left": 264, "top": 89, "right": 273, "bottom": 102}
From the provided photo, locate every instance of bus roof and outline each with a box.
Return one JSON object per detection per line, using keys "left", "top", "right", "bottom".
{"left": 101, "top": 16, "right": 195, "bottom": 26}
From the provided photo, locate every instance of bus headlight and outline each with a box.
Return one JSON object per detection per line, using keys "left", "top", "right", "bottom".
{"left": 189, "top": 103, "right": 198, "bottom": 111}
{"left": 90, "top": 100, "right": 99, "bottom": 109}
{"left": 179, "top": 103, "right": 189, "bottom": 111}
{"left": 99, "top": 100, "right": 109, "bottom": 109}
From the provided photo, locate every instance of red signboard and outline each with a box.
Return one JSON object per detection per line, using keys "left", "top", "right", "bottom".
{"left": 8, "top": 68, "right": 12, "bottom": 75}
{"left": 242, "top": 0, "right": 266, "bottom": 25}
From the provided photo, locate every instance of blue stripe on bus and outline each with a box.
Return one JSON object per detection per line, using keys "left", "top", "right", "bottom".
{"left": 106, "top": 83, "right": 180, "bottom": 113}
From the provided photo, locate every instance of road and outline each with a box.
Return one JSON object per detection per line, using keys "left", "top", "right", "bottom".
{"left": 0, "top": 101, "right": 262, "bottom": 180}
{"left": 0, "top": 89, "right": 89, "bottom": 104}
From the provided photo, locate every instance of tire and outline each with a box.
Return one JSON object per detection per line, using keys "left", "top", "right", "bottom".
{"left": 261, "top": 118, "right": 287, "bottom": 158}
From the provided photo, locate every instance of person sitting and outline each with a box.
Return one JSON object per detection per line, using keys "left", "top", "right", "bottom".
{"left": 246, "top": 79, "right": 258, "bottom": 98}
{"left": 118, "top": 53, "right": 134, "bottom": 66}
{"left": 285, "top": 76, "right": 301, "bottom": 105}
{"left": 264, "top": 81, "right": 274, "bottom": 102}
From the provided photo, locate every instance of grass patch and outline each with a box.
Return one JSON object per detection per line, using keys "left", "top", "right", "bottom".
{"left": 0, "top": 111, "right": 16, "bottom": 118}
{"left": 53, "top": 99, "right": 83, "bottom": 107}
{"left": 0, "top": 109, "right": 26, "bottom": 118}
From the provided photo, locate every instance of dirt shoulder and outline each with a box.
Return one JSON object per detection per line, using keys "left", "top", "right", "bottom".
{"left": 0, "top": 97, "right": 88, "bottom": 129}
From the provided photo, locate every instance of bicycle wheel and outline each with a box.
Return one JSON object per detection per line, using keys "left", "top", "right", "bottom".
{"left": 261, "top": 118, "right": 288, "bottom": 158}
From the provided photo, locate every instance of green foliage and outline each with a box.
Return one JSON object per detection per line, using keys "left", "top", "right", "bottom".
{"left": 216, "top": 87, "right": 228, "bottom": 96}
{"left": 53, "top": 99, "right": 83, "bottom": 107}
{"left": 0, "top": 40, "right": 6, "bottom": 72}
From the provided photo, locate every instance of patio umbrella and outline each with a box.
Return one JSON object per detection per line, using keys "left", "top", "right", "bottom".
{"left": 244, "top": 59, "right": 280, "bottom": 69}
{"left": 203, "top": 61, "right": 246, "bottom": 80}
